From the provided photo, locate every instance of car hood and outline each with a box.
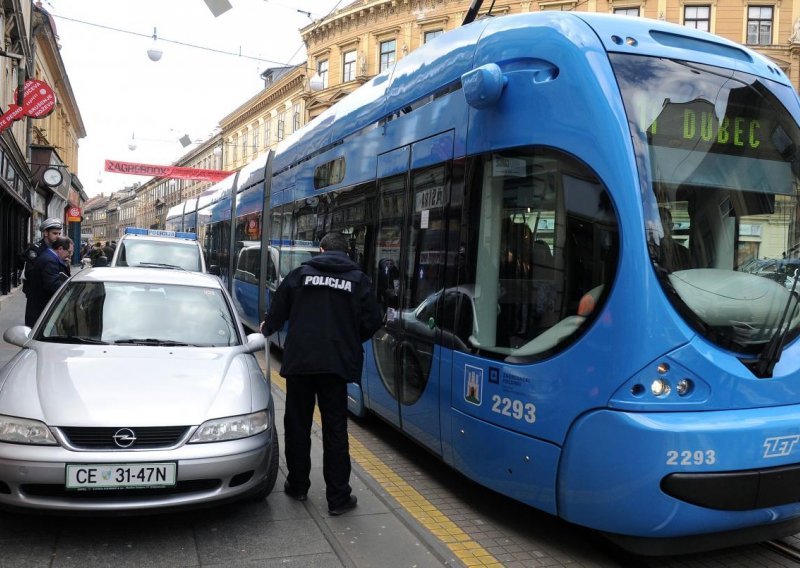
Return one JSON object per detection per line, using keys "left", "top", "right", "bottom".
{"left": 0, "top": 343, "right": 260, "bottom": 427}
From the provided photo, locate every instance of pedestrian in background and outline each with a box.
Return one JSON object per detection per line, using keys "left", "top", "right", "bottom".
{"left": 261, "top": 232, "right": 381, "bottom": 516}
{"left": 17, "top": 217, "right": 63, "bottom": 295}
{"left": 25, "top": 236, "right": 73, "bottom": 327}
{"left": 89, "top": 242, "right": 107, "bottom": 267}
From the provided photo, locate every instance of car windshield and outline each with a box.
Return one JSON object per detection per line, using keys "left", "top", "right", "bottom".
{"left": 37, "top": 281, "right": 238, "bottom": 347}
{"left": 115, "top": 239, "right": 202, "bottom": 271}
{"left": 613, "top": 54, "right": 800, "bottom": 353}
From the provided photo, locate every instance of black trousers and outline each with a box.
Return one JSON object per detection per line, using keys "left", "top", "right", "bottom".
{"left": 284, "top": 373, "right": 352, "bottom": 508}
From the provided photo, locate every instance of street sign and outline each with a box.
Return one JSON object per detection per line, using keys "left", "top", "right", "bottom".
{"left": 0, "top": 80, "right": 56, "bottom": 133}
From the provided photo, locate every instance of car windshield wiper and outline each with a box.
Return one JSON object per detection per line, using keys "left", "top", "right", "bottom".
{"left": 39, "top": 336, "right": 109, "bottom": 345}
{"left": 133, "top": 262, "right": 185, "bottom": 270}
{"left": 113, "top": 338, "right": 191, "bottom": 346}
{"left": 745, "top": 269, "right": 800, "bottom": 378}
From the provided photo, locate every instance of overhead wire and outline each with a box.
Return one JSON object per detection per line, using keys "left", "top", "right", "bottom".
{"left": 51, "top": 0, "right": 349, "bottom": 75}
{"left": 50, "top": 14, "right": 292, "bottom": 66}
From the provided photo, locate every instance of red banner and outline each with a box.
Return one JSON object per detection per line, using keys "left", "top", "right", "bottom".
{"left": 104, "top": 159, "right": 233, "bottom": 182}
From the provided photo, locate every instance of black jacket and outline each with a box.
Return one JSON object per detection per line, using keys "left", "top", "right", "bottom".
{"left": 25, "top": 247, "right": 68, "bottom": 326}
{"left": 18, "top": 239, "right": 47, "bottom": 294}
{"left": 263, "top": 250, "right": 381, "bottom": 381}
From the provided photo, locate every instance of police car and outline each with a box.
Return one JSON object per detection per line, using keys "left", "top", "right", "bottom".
{"left": 111, "top": 228, "right": 217, "bottom": 274}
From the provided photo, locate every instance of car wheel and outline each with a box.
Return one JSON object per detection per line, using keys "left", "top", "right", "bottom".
{"left": 249, "top": 427, "right": 279, "bottom": 501}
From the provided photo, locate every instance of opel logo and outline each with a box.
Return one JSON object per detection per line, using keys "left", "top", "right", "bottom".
{"left": 112, "top": 428, "right": 137, "bottom": 448}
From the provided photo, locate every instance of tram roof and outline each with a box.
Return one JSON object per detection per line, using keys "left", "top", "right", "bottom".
{"left": 271, "top": 11, "right": 787, "bottom": 175}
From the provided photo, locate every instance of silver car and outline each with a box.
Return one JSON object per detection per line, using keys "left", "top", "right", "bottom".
{"left": 0, "top": 267, "right": 277, "bottom": 512}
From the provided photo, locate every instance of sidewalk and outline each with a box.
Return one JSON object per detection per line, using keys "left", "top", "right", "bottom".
{"left": 0, "top": 285, "right": 25, "bottom": 368}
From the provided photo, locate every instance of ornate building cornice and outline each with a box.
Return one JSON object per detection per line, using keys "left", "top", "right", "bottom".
{"left": 219, "top": 72, "right": 306, "bottom": 130}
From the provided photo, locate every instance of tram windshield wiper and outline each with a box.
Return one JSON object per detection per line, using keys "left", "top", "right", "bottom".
{"left": 745, "top": 269, "right": 800, "bottom": 378}
{"left": 39, "top": 336, "right": 109, "bottom": 345}
{"left": 113, "top": 338, "right": 191, "bottom": 346}
{"left": 133, "top": 262, "right": 185, "bottom": 270}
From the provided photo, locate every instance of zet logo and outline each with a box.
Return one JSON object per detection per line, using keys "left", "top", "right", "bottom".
{"left": 763, "top": 435, "right": 800, "bottom": 458}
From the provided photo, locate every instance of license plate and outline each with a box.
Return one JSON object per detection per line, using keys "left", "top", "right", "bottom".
{"left": 65, "top": 463, "right": 177, "bottom": 490}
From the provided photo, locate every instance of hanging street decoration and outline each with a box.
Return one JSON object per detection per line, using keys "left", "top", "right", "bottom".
{"left": 0, "top": 79, "right": 56, "bottom": 133}
{"left": 104, "top": 159, "right": 233, "bottom": 182}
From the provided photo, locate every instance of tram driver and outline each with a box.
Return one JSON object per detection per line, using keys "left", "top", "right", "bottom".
{"left": 657, "top": 207, "right": 692, "bottom": 272}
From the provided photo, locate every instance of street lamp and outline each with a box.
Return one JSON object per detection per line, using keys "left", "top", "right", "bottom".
{"left": 309, "top": 74, "right": 324, "bottom": 91}
{"left": 147, "top": 27, "right": 163, "bottom": 62}
{"left": 128, "top": 132, "right": 137, "bottom": 151}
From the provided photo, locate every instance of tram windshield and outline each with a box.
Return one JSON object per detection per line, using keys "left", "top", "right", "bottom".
{"left": 614, "top": 54, "right": 800, "bottom": 354}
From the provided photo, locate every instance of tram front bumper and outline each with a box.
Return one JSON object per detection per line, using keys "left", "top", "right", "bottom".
{"left": 558, "top": 405, "right": 800, "bottom": 539}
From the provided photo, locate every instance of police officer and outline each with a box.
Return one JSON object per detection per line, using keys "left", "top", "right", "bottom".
{"left": 17, "top": 217, "right": 63, "bottom": 295}
{"left": 25, "top": 236, "right": 73, "bottom": 327}
{"left": 261, "top": 232, "right": 381, "bottom": 516}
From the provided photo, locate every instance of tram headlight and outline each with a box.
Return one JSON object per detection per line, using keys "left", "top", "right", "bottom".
{"left": 650, "top": 378, "right": 671, "bottom": 397}
{"left": 676, "top": 378, "right": 693, "bottom": 396}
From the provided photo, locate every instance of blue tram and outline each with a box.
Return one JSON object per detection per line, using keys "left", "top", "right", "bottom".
{"left": 171, "top": 12, "right": 800, "bottom": 553}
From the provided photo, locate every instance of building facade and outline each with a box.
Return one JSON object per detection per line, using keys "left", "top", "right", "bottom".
{"left": 0, "top": 1, "right": 86, "bottom": 293}
{"left": 217, "top": 66, "right": 308, "bottom": 173}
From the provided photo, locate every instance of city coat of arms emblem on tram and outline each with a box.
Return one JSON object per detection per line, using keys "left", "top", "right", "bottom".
{"left": 464, "top": 365, "right": 483, "bottom": 406}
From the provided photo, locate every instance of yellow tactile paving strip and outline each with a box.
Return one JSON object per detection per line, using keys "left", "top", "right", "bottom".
{"left": 270, "top": 371, "right": 503, "bottom": 568}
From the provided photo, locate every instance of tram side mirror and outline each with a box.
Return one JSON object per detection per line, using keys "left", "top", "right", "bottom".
{"left": 462, "top": 63, "right": 507, "bottom": 109}
{"left": 208, "top": 264, "right": 221, "bottom": 276}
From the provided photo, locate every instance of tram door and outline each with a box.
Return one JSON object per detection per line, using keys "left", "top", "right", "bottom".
{"left": 371, "top": 131, "right": 453, "bottom": 455}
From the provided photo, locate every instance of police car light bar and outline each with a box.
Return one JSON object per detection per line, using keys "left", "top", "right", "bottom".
{"left": 124, "top": 227, "right": 197, "bottom": 240}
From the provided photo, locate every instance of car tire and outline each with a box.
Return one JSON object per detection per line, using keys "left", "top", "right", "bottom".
{"left": 248, "top": 427, "right": 279, "bottom": 501}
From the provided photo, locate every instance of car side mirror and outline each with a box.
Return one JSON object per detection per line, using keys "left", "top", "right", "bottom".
{"left": 208, "top": 265, "right": 221, "bottom": 276}
{"left": 243, "top": 332, "right": 265, "bottom": 354}
{"left": 3, "top": 326, "right": 32, "bottom": 347}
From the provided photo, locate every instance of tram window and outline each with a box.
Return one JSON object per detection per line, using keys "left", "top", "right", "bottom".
{"left": 462, "top": 149, "right": 618, "bottom": 362}
{"left": 234, "top": 245, "right": 277, "bottom": 285}
{"left": 375, "top": 176, "right": 406, "bottom": 314}
{"left": 313, "top": 157, "right": 346, "bottom": 189}
{"left": 404, "top": 166, "right": 447, "bottom": 311}
{"left": 307, "top": 183, "right": 373, "bottom": 271}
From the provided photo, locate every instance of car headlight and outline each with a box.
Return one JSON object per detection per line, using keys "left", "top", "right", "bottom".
{"left": 0, "top": 415, "right": 58, "bottom": 445}
{"left": 189, "top": 410, "right": 270, "bottom": 443}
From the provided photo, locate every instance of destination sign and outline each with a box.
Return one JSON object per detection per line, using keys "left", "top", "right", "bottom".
{"left": 646, "top": 99, "right": 785, "bottom": 162}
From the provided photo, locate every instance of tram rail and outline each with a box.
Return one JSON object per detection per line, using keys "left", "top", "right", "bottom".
{"left": 761, "top": 539, "right": 800, "bottom": 564}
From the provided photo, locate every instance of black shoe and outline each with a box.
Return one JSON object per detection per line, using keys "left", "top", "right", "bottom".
{"left": 328, "top": 495, "right": 357, "bottom": 516}
{"left": 283, "top": 480, "right": 307, "bottom": 502}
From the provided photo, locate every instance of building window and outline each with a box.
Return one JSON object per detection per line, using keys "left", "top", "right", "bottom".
{"left": 232, "top": 136, "right": 239, "bottom": 162}
{"left": 293, "top": 102, "right": 301, "bottom": 132}
{"left": 264, "top": 119, "right": 271, "bottom": 147}
{"left": 747, "top": 6, "right": 773, "bottom": 45}
{"left": 683, "top": 5, "right": 710, "bottom": 31}
{"left": 424, "top": 30, "right": 443, "bottom": 43}
{"left": 242, "top": 131, "right": 249, "bottom": 159}
{"left": 343, "top": 50, "right": 356, "bottom": 82}
{"left": 277, "top": 111, "right": 286, "bottom": 142}
{"left": 380, "top": 39, "right": 396, "bottom": 72}
{"left": 317, "top": 59, "right": 328, "bottom": 89}
{"left": 614, "top": 7, "right": 640, "bottom": 16}
{"left": 252, "top": 122, "right": 259, "bottom": 152}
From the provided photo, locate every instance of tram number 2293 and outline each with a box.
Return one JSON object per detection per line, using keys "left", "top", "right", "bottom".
{"left": 666, "top": 449, "right": 717, "bottom": 466}
{"left": 491, "top": 394, "right": 536, "bottom": 423}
